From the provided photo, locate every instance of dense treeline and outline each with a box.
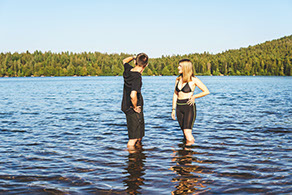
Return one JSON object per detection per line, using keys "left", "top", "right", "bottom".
{"left": 0, "top": 35, "right": 291, "bottom": 77}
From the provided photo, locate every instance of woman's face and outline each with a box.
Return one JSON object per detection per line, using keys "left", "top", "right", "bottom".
{"left": 178, "top": 64, "right": 183, "bottom": 74}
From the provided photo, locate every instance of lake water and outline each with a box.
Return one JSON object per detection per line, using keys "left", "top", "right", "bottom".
{"left": 0, "top": 76, "right": 291, "bottom": 194}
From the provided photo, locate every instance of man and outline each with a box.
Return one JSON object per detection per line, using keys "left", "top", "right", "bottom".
{"left": 121, "top": 53, "right": 148, "bottom": 150}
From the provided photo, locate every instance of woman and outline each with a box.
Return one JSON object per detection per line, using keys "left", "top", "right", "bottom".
{"left": 171, "top": 59, "right": 210, "bottom": 145}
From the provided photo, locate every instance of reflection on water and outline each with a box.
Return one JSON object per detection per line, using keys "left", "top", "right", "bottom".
{"left": 171, "top": 142, "right": 208, "bottom": 195}
{"left": 123, "top": 147, "right": 146, "bottom": 194}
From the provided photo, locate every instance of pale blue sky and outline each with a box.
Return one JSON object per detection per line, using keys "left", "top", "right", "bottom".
{"left": 0, "top": 0, "right": 291, "bottom": 58}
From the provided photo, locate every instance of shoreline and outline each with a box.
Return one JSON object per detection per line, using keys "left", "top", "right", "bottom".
{"left": 0, "top": 75, "right": 290, "bottom": 78}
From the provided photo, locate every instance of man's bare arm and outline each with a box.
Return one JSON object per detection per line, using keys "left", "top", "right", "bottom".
{"left": 123, "top": 56, "right": 136, "bottom": 64}
{"left": 130, "top": 90, "right": 141, "bottom": 113}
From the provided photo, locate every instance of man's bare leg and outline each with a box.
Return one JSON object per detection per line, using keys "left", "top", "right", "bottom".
{"left": 128, "top": 139, "right": 137, "bottom": 147}
{"left": 135, "top": 138, "right": 142, "bottom": 147}
{"left": 127, "top": 139, "right": 138, "bottom": 153}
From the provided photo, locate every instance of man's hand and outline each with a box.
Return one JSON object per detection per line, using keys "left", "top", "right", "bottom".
{"left": 123, "top": 56, "right": 136, "bottom": 64}
{"left": 132, "top": 106, "right": 141, "bottom": 113}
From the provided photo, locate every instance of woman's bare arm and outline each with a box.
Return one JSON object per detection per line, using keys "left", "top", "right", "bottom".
{"left": 187, "top": 77, "right": 210, "bottom": 105}
{"left": 193, "top": 77, "right": 210, "bottom": 98}
{"left": 171, "top": 80, "right": 179, "bottom": 120}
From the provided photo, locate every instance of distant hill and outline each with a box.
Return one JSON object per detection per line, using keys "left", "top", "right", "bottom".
{"left": 147, "top": 35, "right": 292, "bottom": 76}
{"left": 0, "top": 35, "right": 291, "bottom": 77}
{"left": 213, "top": 35, "right": 292, "bottom": 76}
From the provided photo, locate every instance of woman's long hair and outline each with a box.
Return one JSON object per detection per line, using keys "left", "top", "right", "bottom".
{"left": 177, "top": 59, "right": 194, "bottom": 83}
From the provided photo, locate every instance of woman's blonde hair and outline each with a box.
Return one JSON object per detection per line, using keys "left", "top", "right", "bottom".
{"left": 177, "top": 59, "right": 194, "bottom": 83}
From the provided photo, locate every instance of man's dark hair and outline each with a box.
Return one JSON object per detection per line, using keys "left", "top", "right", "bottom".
{"left": 136, "top": 53, "right": 148, "bottom": 67}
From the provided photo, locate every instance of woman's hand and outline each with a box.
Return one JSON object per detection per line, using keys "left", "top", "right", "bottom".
{"left": 171, "top": 110, "right": 176, "bottom": 120}
{"left": 187, "top": 96, "right": 195, "bottom": 106}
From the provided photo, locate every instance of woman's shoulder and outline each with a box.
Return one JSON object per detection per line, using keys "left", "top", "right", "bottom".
{"left": 191, "top": 76, "right": 198, "bottom": 81}
{"left": 191, "top": 76, "right": 200, "bottom": 85}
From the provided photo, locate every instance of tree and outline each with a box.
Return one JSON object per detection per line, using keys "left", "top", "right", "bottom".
{"left": 146, "top": 68, "right": 153, "bottom": 76}
{"left": 0, "top": 35, "right": 291, "bottom": 77}
{"left": 161, "top": 66, "right": 170, "bottom": 75}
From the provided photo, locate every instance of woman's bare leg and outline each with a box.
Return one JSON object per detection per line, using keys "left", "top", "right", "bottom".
{"left": 183, "top": 129, "right": 195, "bottom": 145}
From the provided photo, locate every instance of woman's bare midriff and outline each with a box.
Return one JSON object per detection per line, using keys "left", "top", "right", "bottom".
{"left": 177, "top": 91, "right": 194, "bottom": 100}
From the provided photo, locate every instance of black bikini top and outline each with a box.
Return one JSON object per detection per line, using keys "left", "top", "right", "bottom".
{"left": 175, "top": 79, "right": 192, "bottom": 93}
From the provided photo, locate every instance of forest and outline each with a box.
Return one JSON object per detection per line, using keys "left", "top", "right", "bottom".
{"left": 0, "top": 35, "right": 291, "bottom": 77}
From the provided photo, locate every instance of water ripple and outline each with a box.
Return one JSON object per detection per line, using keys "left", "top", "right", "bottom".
{"left": 0, "top": 76, "right": 291, "bottom": 194}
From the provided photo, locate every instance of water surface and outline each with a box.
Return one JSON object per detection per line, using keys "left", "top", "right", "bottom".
{"left": 0, "top": 76, "right": 291, "bottom": 194}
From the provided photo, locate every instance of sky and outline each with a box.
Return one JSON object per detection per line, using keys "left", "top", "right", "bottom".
{"left": 0, "top": 0, "right": 291, "bottom": 58}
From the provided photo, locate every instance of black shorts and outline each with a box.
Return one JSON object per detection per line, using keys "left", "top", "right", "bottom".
{"left": 176, "top": 99, "right": 196, "bottom": 130}
{"left": 126, "top": 112, "right": 145, "bottom": 139}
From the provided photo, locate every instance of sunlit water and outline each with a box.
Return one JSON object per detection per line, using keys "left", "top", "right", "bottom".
{"left": 0, "top": 76, "right": 291, "bottom": 194}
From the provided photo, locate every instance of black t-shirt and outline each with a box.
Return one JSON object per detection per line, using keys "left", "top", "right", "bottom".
{"left": 121, "top": 63, "right": 143, "bottom": 114}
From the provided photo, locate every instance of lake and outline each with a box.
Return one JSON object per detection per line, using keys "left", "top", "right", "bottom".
{"left": 0, "top": 76, "right": 291, "bottom": 194}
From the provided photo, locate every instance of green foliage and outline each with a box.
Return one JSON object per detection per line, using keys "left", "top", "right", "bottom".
{"left": 0, "top": 35, "right": 291, "bottom": 77}
{"left": 212, "top": 68, "right": 222, "bottom": 76}
{"left": 161, "top": 66, "right": 171, "bottom": 75}
{"left": 142, "top": 67, "right": 153, "bottom": 76}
